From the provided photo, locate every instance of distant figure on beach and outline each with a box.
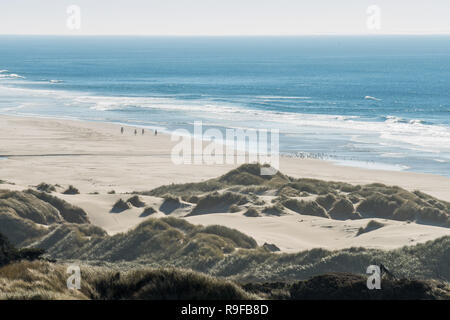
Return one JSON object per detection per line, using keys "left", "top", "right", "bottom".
{"left": 142, "top": 129, "right": 145, "bottom": 135}
{"left": 155, "top": 129, "right": 158, "bottom": 136}
{"left": 134, "top": 129, "right": 137, "bottom": 135}
{"left": 121, "top": 127, "right": 124, "bottom": 134}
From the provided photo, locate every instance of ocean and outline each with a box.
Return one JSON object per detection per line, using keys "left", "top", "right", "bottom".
{"left": 0, "top": 35, "right": 449, "bottom": 176}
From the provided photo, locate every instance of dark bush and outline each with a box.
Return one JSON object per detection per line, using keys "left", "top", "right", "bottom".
{"left": 63, "top": 185, "right": 79, "bottom": 195}
{"left": 26, "top": 189, "right": 90, "bottom": 224}
{"left": 316, "top": 194, "right": 337, "bottom": 210}
{"left": 328, "top": 198, "right": 358, "bottom": 220}
{"left": 140, "top": 207, "right": 157, "bottom": 217}
{"left": 356, "top": 220, "right": 385, "bottom": 236}
{"left": 290, "top": 273, "right": 434, "bottom": 300}
{"left": 244, "top": 207, "right": 260, "bottom": 217}
{"left": 282, "top": 199, "right": 329, "bottom": 218}
{"left": 189, "top": 192, "right": 249, "bottom": 216}
{"left": 357, "top": 193, "right": 399, "bottom": 219}
{"left": 127, "top": 195, "right": 146, "bottom": 208}
{"left": 111, "top": 199, "right": 131, "bottom": 213}
{"left": 262, "top": 204, "right": 285, "bottom": 216}
{"left": 36, "top": 183, "right": 56, "bottom": 193}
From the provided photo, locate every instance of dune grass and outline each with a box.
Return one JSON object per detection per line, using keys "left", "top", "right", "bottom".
{"left": 126, "top": 195, "right": 146, "bottom": 208}
{"left": 111, "top": 199, "right": 131, "bottom": 213}
{"left": 244, "top": 207, "right": 260, "bottom": 217}
{"left": 63, "top": 185, "right": 80, "bottom": 195}
{"left": 188, "top": 192, "right": 249, "bottom": 216}
{"left": 140, "top": 163, "right": 449, "bottom": 226}
{"left": 0, "top": 260, "right": 256, "bottom": 300}
{"left": 133, "top": 163, "right": 450, "bottom": 227}
{"left": 140, "top": 207, "right": 157, "bottom": 217}
{"left": 356, "top": 220, "right": 385, "bottom": 236}
{"left": 281, "top": 199, "right": 329, "bottom": 218}
{"left": 1, "top": 260, "right": 447, "bottom": 300}
{"left": 1, "top": 163, "right": 449, "bottom": 295}
{"left": 288, "top": 272, "right": 448, "bottom": 300}
{"left": 0, "top": 190, "right": 62, "bottom": 225}
{"left": 36, "top": 183, "right": 56, "bottom": 193}
{"left": 27, "top": 189, "right": 90, "bottom": 224}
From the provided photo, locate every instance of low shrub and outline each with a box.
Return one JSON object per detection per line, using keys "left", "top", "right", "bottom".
{"left": 63, "top": 185, "right": 79, "bottom": 195}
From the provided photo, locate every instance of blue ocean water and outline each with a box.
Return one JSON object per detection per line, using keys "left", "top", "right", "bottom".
{"left": 0, "top": 36, "right": 449, "bottom": 176}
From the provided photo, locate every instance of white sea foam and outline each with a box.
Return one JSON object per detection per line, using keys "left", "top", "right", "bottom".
{"left": 1, "top": 84, "right": 449, "bottom": 154}
{"left": 255, "top": 96, "right": 311, "bottom": 100}
{"left": 0, "top": 72, "right": 25, "bottom": 79}
{"left": 331, "top": 159, "right": 409, "bottom": 172}
{"left": 380, "top": 152, "right": 405, "bottom": 158}
{"left": 365, "top": 95, "right": 382, "bottom": 101}
{"left": 1, "top": 103, "right": 30, "bottom": 112}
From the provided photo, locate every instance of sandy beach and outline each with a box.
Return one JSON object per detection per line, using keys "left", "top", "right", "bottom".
{"left": 1, "top": 114, "right": 449, "bottom": 250}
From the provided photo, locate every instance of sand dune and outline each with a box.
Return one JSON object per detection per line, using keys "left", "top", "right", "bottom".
{"left": 186, "top": 213, "right": 449, "bottom": 252}
{"left": 1, "top": 115, "right": 449, "bottom": 251}
{"left": 1, "top": 115, "right": 449, "bottom": 200}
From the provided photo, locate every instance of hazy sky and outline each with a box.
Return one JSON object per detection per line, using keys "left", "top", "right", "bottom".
{"left": 1, "top": 0, "right": 449, "bottom": 35}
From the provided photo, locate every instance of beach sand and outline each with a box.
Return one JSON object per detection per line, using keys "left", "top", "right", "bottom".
{"left": 1, "top": 115, "right": 449, "bottom": 251}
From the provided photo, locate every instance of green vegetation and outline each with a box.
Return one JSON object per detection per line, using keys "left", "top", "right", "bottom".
{"left": 281, "top": 199, "right": 329, "bottom": 218}
{"left": 140, "top": 206, "right": 157, "bottom": 217}
{"left": 1, "top": 164, "right": 449, "bottom": 299}
{"left": 262, "top": 204, "right": 285, "bottom": 216}
{"left": 138, "top": 164, "right": 289, "bottom": 198}
{"left": 0, "top": 260, "right": 447, "bottom": 300}
{"left": 143, "top": 181, "right": 225, "bottom": 198}
{"left": 30, "top": 217, "right": 258, "bottom": 273}
{"left": 244, "top": 207, "right": 260, "bottom": 217}
{"left": 63, "top": 185, "right": 80, "bottom": 195}
{"left": 188, "top": 192, "right": 248, "bottom": 216}
{"left": 235, "top": 186, "right": 269, "bottom": 195}
{"left": 229, "top": 204, "right": 241, "bottom": 213}
{"left": 262, "top": 243, "right": 281, "bottom": 253}
{"left": 0, "top": 210, "right": 48, "bottom": 246}
{"left": 198, "top": 225, "right": 257, "bottom": 249}
{"left": 15, "top": 211, "right": 447, "bottom": 283}
{"left": 126, "top": 195, "right": 146, "bottom": 208}
{"left": 137, "top": 163, "right": 449, "bottom": 226}
{"left": 0, "top": 260, "right": 255, "bottom": 300}
{"left": 111, "top": 199, "right": 131, "bottom": 213}
{"left": 27, "top": 189, "right": 90, "bottom": 224}
{"left": 356, "top": 220, "right": 385, "bottom": 236}
{"left": 0, "top": 190, "right": 91, "bottom": 246}
{"left": 36, "top": 183, "right": 56, "bottom": 193}
{"left": 355, "top": 186, "right": 450, "bottom": 226}
{"left": 316, "top": 194, "right": 337, "bottom": 210}
{"left": 159, "top": 195, "right": 190, "bottom": 214}
{"left": 183, "top": 195, "right": 200, "bottom": 204}
{"left": 289, "top": 273, "right": 448, "bottom": 300}
{"left": 328, "top": 198, "right": 359, "bottom": 220}
{"left": 93, "top": 268, "right": 254, "bottom": 300}
{"left": 0, "top": 190, "right": 62, "bottom": 225}
{"left": 0, "top": 233, "right": 45, "bottom": 268}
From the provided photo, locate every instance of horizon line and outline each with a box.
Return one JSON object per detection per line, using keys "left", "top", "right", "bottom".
{"left": 1, "top": 33, "right": 450, "bottom": 37}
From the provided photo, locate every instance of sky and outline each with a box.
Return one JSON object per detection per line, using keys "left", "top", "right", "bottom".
{"left": 0, "top": 0, "right": 449, "bottom": 36}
